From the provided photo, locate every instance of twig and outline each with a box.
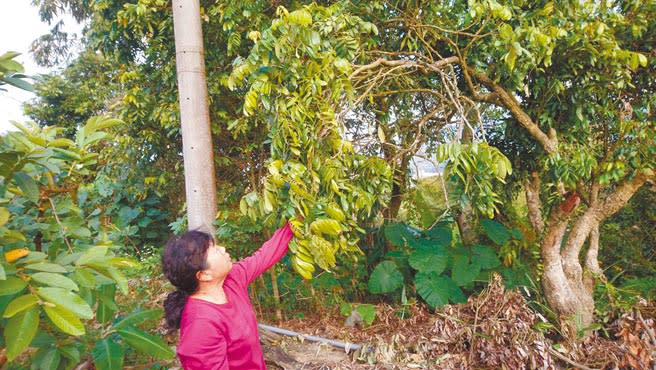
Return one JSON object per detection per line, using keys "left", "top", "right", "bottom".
{"left": 547, "top": 347, "right": 600, "bottom": 370}
{"left": 635, "top": 308, "right": 656, "bottom": 347}
{"left": 73, "top": 358, "right": 92, "bottom": 370}
{"left": 48, "top": 198, "right": 74, "bottom": 253}
{"left": 468, "top": 297, "right": 482, "bottom": 364}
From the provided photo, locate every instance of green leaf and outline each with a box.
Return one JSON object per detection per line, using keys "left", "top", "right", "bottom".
{"left": 39, "top": 348, "right": 61, "bottom": 370}
{"left": 425, "top": 223, "right": 452, "bottom": 246}
{"left": 0, "top": 264, "right": 5, "bottom": 280}
{"left": 43, "top": 305, "right": 85, "bottom": 336}
{"left": 12, "top": 172, "right": 40, "bottom": 203}
{"left": 0, "top": 206, "right": 10, "bottom": 227}
{"left": 414, "top": 272, "right": 451, "bottom": 308}
{"left": 113, "top": 309, "right": 163, "bottom": 330}
{"left": 354, "top": 304, "right": 376, "bottom": 326}
{"left": 368, "top": 261, "right": 403, "bottom": 294}
{"left": 472, "top": 244, "right": 500, "bottom": 269}
{"left": 76, "top": 245, "right": 109, "bottom": 266}
{"left": 309, "top": 218, "right": 342, "bottom": 236}
{"left": 93, "top": 339, "right": 125, "bottom": 370}
{"left": 3, "top": 294, "right": 38, "bottom": 318}
{"left": 37, "top": 287, "right": 93, "bottom": 319}
{"left": 383, "top": 223, "right": 416, "bottom": 247}
{"left": 0, "top": 276, "right": 27, "bottom": 296}
{"left": 24, "top": 262, "right": 67, "bottom": 273}
{"left": 96, "top": 284, "right": 117, "bottom": 324}
{"left": 116, "top": 326, "right": 175, "bottom": 359}
{"left": 3, "top": 76, "right": 34, "bottom": 92}
{"left": 4, "top": 306, "right": 39, "bottom": 361}
{"left": 451, "top": 255, "right": 481, "bottom": 286}
{"left": 15, "top": 251, "right": 46, "bottom": 265}
{"left": 447, "top": 279, "right": 466, "bottom": 303}
{"left": 58, "top": 344, "right": 80, "bottom": 363}
{"left": 73, "top": 268, "right": 97, "bottom": 288}
{"left": 481, "top": 219, "right": 510, "bottom": 245}
{"left": 31, "top": 272, "right": 79, "bottom": 291}
{"left": 105, "top": 266, "right": 128, "bottom": 295}
{"left": 408, "top": 245, "right": 447, "bottom": 273}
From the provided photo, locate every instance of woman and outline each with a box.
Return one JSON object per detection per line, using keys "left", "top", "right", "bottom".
{"left": 162, "top": 223, "right": 293, "bottom": 370}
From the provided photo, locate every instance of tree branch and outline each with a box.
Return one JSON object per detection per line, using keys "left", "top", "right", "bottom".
{"left": 562, "top": 169, "right": 654, "bottom": 266}
{"left": 463, "top": 65, "right": 558, "bottom": 154}
{"left": 584, "top": 224, "right": 602, "bottom": 276}
{"left": 350, "top": 56, "right": 459, "bottom": 81}
{"left": 525, "top": 171, "right": 544, "bottom": 235}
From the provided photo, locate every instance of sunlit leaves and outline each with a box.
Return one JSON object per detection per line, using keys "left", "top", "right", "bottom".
{"left": 3, "top": 294, "right": 38, "bottom": 318}
{"left": 36, "top": 288, "right": 94, "bottom": 320}
{"left": 0, "top": 276, "right": 27, "bottom": 296}
{"left": 231, "top": 3, "right": 391, "bottom": 278}
{"left": 436, "top": 142, "right": 512, "bottom": 218}
{"left": 43, "top": 305, "right": 86, "bottom": 336}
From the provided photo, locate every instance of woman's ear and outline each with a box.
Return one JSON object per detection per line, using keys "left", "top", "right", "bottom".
{"left": 196, "top": 269, "right": 212, "bottom": 282}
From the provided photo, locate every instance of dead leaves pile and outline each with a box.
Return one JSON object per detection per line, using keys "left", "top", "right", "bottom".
{"left": 426, "top": 273, "right": 556, "bottom": 369}
{"left": 347, "top": 274, "right": 655, "bottom": 369}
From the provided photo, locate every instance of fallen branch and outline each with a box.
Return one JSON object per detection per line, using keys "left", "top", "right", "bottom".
{"left": 548, "top": 347, "right": 600, "bottom": 370}
{"left": 635, "top": 308, "right": 656, "bottom": 347}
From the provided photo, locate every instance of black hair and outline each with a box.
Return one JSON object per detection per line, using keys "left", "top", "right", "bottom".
{"left": 161, "top": 230, "right": 213, "bottom": 329}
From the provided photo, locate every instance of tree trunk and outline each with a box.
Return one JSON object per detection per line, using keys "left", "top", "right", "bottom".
{"left": 384, "top": 156, "right": 410, "bottom": 221}
{"left": 455, "top": 116, "right": 477, "bottom": 246}
{"left": 456, "top": 204, "right": 477, "bottom": 246}
{"left": 540, "top": 171, "right": 653, "bottom": 331}
{"left": 172, "top": 0, "right": 217, "bottom": 232}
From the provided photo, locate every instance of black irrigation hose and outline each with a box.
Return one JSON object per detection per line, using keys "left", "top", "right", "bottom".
{"left": 258, "top": 323, "right": 363, "bottom": 352}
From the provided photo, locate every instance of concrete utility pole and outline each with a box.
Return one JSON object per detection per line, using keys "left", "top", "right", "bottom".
{"left": 172, "top": 0, "right": 217, "bottom": 232}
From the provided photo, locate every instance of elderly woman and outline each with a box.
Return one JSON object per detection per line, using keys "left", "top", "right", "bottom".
{"left": 161, "top": 223, "right": 293, "bottom": 370}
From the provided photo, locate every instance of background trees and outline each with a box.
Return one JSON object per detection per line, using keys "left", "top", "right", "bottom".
{"left": 8, "top": 0, "right": 654, "bottom": 357}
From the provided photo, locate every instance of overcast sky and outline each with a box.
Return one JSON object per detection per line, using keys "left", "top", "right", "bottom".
{"left": 0, "top": 2, "right": 81, "bottom": 132}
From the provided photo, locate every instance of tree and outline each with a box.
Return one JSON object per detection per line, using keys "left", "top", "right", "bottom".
{"left": 26, "top": 0, "right": 308, "bottom": 234}
{"left": 27, "top": 0, "right": 655, "bottom": 328}
{"left": 232, "top": 0, "right": 655, "bottom": 327}
{"left": 171, "top": 0, "right": 217, "bottom": 231}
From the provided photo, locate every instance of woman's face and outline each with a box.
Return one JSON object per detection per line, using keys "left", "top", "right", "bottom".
{"left": 200, "top": 242, "right": 233, "bottom": 281}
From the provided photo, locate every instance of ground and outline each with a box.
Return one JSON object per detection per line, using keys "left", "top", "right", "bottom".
{"left": 144, "top": 276, "right": 655, "bottom": 370}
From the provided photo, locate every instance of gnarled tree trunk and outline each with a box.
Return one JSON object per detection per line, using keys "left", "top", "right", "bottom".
{"left": 538, "top": 171, "right": 653, "bottom": 330}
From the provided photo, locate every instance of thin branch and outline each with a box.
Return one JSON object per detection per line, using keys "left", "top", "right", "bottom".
{"left": 48, "top": 198, "right": 73, "bottom": 253}
{"left": 350, "top": 56, "right": 459, "bottom": 81}
{"left": 635, "top": 308, "right": 656, "bottom": 347}
{"left": 548, "top": 348, "right": 600, "bottom": 370}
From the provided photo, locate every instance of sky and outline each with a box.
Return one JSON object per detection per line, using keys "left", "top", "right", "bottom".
{"left": 0, "top": 2, "right": 81, "bottom": 132}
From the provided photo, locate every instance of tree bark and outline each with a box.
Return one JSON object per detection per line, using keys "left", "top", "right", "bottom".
{"left": 583, "top": 224, "right": 603, "bottom": 293}
{"left": 525, "top": 172, "right": 544, "bottom": 235}
{"left": 385, "top": 156, "right": 409, "bottom": 221}
{"left": 172, "top": 0, "right": 217, "bottom": 232}
{"left": 455, "top": 113, "right": 478, "bottom": 246}
{"left": 541, "top": 170, "right": 653, "bottom": 329}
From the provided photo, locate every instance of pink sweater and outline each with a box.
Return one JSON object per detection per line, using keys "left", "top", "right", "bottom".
{"left": 177, "top": 224, "right": 293, "bottom": 370}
